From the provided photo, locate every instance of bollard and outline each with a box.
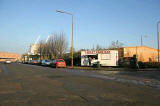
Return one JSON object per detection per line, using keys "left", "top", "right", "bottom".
{"left": 97, "top": 61, "right": 101, "bottom": 68}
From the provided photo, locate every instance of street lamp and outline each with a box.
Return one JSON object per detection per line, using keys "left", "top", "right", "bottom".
{"left": 56, "top": 10, "right": 74, "bottom": 67}
{"left": 157, "top": 21, "right": 160, "bottom": 62}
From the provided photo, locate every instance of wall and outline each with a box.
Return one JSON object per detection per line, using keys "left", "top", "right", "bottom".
{"left": 124, "top": 46, "right": 158, "bottom": 62}
{"left": 0, "top": 52, "right": 21, "bottom": 62}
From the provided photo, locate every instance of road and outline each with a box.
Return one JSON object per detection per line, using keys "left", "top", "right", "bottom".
{"left": 0, "top": 63, "right": 160, "bottom": 106}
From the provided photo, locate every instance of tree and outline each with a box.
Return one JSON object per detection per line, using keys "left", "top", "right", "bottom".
{"left": 57, "top": 32, "right": 68, "bottom": 58}
{"left": 63, "top": 50, "right": 81, "bottom": 66}
{"left": 108, "top": 40, "right": 124, "bottom": 49}
{"left": 47, "top": 34, "right": 58, "bottom": 59}
{"left": 95, "top": 44, "right": 104, "bottom": 50}
{"left": 48, "top": 32, "right": 68, "bottom": 59}
{"left": 37, "top": 32, "right": 68, "bottom": 60}
{"left": 38, "top": 40, "right": 45, "bottom": 61}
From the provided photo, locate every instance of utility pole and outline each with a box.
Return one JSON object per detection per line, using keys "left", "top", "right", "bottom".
{"left": 157, "top": 21, "right": 160, "bottom": 62}
{"left": 56, "top": 10, "right": 74, "bottom": 67}
{"left": 71, "top": 15, "right": 74, "bottom": 67}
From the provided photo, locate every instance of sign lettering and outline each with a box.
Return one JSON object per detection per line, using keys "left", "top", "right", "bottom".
{"left": 85, "top": 50, "right": 110, "bottom": 54}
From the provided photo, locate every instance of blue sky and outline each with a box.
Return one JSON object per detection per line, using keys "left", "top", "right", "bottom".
{"left": 0, "top": 0, "right": 160, "bottom": 54}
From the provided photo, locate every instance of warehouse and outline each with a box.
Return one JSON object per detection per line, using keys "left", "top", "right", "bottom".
{"left": 0, "top": 52, "right": 21, "bottom": 62}
{"left": 123, "top": 46, "right": 158, "bottom": 62}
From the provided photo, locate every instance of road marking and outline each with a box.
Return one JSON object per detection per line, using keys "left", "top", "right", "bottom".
{"left": 0, "top": 65, "right": 2, "bottom": 73}
{"left": 2, "top": 64, "right": 9, "bottom": 76}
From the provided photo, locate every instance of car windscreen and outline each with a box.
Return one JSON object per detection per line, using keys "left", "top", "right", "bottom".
{"left": 45, "top": 60, "right": 50, "bottom": 62}
{"left": 58, "top": 60, "right": 64, "bottom": 62}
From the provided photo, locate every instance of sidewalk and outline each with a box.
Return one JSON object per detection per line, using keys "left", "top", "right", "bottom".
{"left": 67, "top": 66, "right": 160, "bottom": 71}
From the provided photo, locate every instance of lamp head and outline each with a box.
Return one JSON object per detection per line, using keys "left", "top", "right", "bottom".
{"left": 56, "top": 10, "right": 64, "bottom": 13}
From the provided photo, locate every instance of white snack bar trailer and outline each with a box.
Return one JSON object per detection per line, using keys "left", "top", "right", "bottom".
{"left": 81, "top": 50, "right": 118, "bottom": 66}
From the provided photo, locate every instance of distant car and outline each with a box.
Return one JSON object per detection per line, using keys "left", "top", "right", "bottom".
{"left": 37, "top": 60, "right": 41, "bottom": 65}
{"left": 32, "top": 60, "right": 38, "bottom": 65}
{"left": 41, "top": 60, "right": 52, "bottom": 66}
{"left": 28, "top": 60, "right": 32, "bottom": 64}
{"left": 23, "top": 61, "right": 29, "bottom": 64}
{"left": 50, "top": 59, "right": 66, "bottom": 68}
{"left": 5, "top": 60, "right": 11, "bottom": 64}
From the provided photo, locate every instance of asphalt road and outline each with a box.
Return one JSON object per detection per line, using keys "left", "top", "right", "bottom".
{"left": 0, "top": 63, "right": 160, "bottom": 106}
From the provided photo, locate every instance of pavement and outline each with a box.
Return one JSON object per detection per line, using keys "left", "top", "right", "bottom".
{"left": 0, "top": 63, "right": 160, "bottom": 106}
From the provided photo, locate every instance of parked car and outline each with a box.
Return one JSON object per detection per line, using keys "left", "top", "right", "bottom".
{"left": 5, "top": 60, "right": 11, "bottom": 64}
{"left": 50, "top": 59, "right": 66, "bottom": 68}
{"left": 41, "top": 60, "right": 52, "bottom": 66}
{"left": 37, "top": 60, "right": 41, "bottom": 65}
{"left": 32, "top": 60, "right": 38, "bottom": 65}
{"left": 28, "top": 60, "right": 33, "bottom": 64}
{"left": 23, "top": 60, "right": 29, "bottom": 64}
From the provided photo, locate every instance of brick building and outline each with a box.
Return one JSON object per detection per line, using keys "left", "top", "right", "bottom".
{"left": 0, "top": 52, "right": 21, "bottom": 62}
{"left": 111, "top": 46, "right": 159, "bottom": 62}
{"left": 124, "top": 46, "right": 158, "bottom": 62}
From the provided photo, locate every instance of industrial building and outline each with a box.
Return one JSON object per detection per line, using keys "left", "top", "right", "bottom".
{"left": 123, "top": 46, "right": 158, "bottom": 62}
{"left": 113, "top": 46, "right": 159, "bottom": 62}
{"left": 0, "top": 52, "right": 21, "bottom": 62}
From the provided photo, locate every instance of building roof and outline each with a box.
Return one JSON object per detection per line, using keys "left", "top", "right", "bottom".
{"left": 124, "top": 46, "right": 158, "bottom": 51}
{"left": 0, "top": 52, "right": 21, "bottom": 55}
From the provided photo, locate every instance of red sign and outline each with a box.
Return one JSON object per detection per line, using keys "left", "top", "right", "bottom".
{"left": 85, "top": 50, "right": 110, "bottom": 54}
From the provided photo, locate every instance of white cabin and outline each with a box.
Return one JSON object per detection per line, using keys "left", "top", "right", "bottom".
{"left": 81, "top": 50, "right": 118, "bottom": 66}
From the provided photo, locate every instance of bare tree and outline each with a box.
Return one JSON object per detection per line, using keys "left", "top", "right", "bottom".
{"left": 38, "top": 40, "right": 49, "bottom": 60}
{"left": 38, "top": 40, "right": 45, "bottom": 61}
{"left": 57, "top": 32, "right": 68, "bottom": 58}
{"left": 48, "top": 32, "right": 68, "bottom": 59}
{"left": 37, "top": 32, "right": 68, "bottom": 60}
{"left": 41, "top": 43, "right": 46, "bottom": 59}
{"left": 47, "top": 34, "right": 57, "bottom": 59}
{"left": 108, "top": 40, "right": 124, "bottom": 49}
{"left": 96, "top": 44, "right": 103, "bottom": 50}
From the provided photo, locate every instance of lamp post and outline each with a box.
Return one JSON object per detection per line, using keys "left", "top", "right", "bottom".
{"left": 157, "top": 21, "right": 160, "bottom": 62}
{"left": 56, "top": 10, "right": 74, "bottom": 67}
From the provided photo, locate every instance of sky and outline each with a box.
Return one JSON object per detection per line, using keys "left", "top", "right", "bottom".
{"left": 0, "top": 0, "right": 160, "bottom": 54}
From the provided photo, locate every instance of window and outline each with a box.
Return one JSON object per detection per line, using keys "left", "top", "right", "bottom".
{"left": 53, "top": 60, "right": 56, "bottom": 63}
{"left": 87, "top": 54, "right": 98, "bottom": 59}
{"left": 101, "top": 54, "right": 111, "bottom": 60}
{"left": 58, "top": 60, "right": 64, "bottom": 62}
{"left": 46, "top": 60, "right": 50, "bottom": 62}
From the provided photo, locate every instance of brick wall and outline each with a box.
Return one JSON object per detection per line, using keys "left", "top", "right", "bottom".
{"left": 124, "top": 46, "right": 158, "bottom": 62}
{"left": 0, "top": 52, "right": 21, "bottom": 62}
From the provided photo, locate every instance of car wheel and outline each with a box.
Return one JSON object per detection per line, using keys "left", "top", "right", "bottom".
{"left": 56, "top": 64, "right": 58, "bottom": 68}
